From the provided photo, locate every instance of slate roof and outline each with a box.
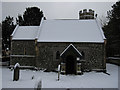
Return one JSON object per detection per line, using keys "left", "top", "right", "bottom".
{"left": 11, "top": 18, "right": 106, "bottom": 43}
{"left": 11, "top": 26, "right": 39, "bottom": 40}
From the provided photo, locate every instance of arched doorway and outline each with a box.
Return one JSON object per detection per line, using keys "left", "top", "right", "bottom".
{"left": 66, "top": 55, "right": 76, "bottom": 74}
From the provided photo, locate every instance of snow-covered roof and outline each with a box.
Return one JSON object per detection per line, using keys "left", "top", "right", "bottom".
{"left": 11, "top": 19, "right": 105, "bottom": 43}
{"left": 11, "top": 26, "right": 39, "bottom": 40}
{"left": 37, "top": 19, "right": 105, "bottom": 43}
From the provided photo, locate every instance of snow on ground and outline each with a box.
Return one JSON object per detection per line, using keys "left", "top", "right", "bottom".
{"left": 2, "top": 64, "right": 118, "bottom": 88}
{"left": 118, "top": 66, "right": 120, "bottom": 90}
{"left": 0, "top": 66, "right": 2, "bottom": 89}
{"left": 0, "top": 58, "right": 2, "bottom": 90}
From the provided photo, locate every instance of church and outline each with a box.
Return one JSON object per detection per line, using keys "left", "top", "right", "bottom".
{"left": 10, "top": 9, "right": 106, "bottom": 74}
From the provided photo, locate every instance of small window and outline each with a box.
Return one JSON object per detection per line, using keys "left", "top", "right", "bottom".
{"left": 56, "top": 51, "right": 60, "bottom": 59}
{"left": 24, "top": 48, "right": 26, "bottom": 55}
{"left": 81, "top": 51, "right": 85, "bottom": 59}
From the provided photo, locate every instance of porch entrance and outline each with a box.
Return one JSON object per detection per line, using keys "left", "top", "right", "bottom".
{"left": 66, "top": 55, "right": 76, "bottom": 74}
{"left": 60, "top": 44, "right": 82, "bottom": 75}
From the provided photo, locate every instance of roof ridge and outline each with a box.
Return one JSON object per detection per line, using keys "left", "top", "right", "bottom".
{"left": 45, "top": 19, "right": 95, "bottom": 20}
{"left": 54, "top": 19, "right": 78, "bottom": 20}
{"left": 36, "top": 17, "right": 44, "bottom": 40}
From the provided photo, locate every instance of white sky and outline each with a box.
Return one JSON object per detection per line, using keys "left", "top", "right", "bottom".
{"left": 0, "top": 1, "right": 118, "bottom": 23}
{"left": 0, "top": 1, "right": 2, "bottom": 22}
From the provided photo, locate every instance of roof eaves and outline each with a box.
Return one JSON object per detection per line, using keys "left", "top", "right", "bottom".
{"left": 71, "top": 44, "right": 82, "bottom": 56}
{"left": 12, "top": 38, "right": 35, "bottom": 40}
{"left": 95, "top": 19, "right": 106, "bottom": 40}
{"left": 11, "top": 25, "right": 19, "bottom": 37}
{"left": 37, "top": 40, "right": 104, "bottom": 43}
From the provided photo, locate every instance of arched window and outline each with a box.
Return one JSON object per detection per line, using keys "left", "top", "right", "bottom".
{"left": 81, "top": 51, "right": 85, "bottom": 59}
{"left": 56, "top": 51, "right": 60, "bottom": 59}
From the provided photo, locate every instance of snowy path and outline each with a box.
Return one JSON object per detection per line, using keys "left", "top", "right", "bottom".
{"left": 2, "top": 64, "right": 118, "bottom": 88}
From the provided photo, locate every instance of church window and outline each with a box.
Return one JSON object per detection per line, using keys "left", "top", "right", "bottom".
{"left": 56, "top": 51, "right": 60, "bottom": 59}
{"left": 24, "top": 48, "right": 26, "bottom": 55}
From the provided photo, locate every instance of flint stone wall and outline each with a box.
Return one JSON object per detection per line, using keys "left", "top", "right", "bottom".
{"left": 10, "top": 40, "right": 36, "bottom": 66}
{"left": 36, "top": 42, "right": 105, "bottom": 71}
{"left": 11, "top": 41, "right": 106, "bottom": 71}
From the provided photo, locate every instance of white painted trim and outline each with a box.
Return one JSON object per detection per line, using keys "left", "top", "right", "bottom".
{"left": 60, "top": 44, "right": 82, "bottom": 56}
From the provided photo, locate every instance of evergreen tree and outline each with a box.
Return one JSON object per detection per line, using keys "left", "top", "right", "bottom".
{"left": 0, "top": 23, "right": 1, "bottom": 39}
{"left": 103, "top": 1, "right": 120, "bottom": 56}
{"left": 16, "top": 7, "right": 44, "bottom": 26}
{"left": 2, "top": 16, "right": 16, "bottom": 50}
{"left": 0, "top": 23, "right": 2, "bottom": 51}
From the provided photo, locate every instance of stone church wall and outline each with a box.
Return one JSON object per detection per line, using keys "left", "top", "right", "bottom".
{"left": 11, "top": 41, "right": 105, "bottom": 71}
{"left": 10, "top": 40, "right": 36, "bottom": 66}
{"left": 36, "top": 42, "right": 105, "bottom": 71}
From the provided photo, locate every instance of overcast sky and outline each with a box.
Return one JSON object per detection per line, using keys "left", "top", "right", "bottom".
{"left": 1, "top": 1, "right": 118, "bottom": 23}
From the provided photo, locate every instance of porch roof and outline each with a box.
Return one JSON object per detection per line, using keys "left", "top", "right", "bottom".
{"left": 60, "top": 44, "right": 82, "bottom": 57}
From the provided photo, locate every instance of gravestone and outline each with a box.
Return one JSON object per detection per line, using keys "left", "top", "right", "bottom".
{"left": 34, "top": 77, "right": 42, "bottom": 90}
{"left": 13, "top": 63, "right": 20, "bottom": 81}
{"left": 58, "top": 64, "right": 61, "bottom": 81}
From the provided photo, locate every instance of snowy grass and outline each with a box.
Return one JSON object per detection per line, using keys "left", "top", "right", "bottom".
{"left": 2, "top": 64, "right": 118, "bottom": 88}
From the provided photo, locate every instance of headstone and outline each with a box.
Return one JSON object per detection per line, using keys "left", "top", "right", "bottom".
{"left": 34, "top": 77, "right": 42, "bottom": 90}
{"left": 58, "top": 64, "right": 61, "bottom": 81}
{"left": 13, "top": 63, "right": 20, "bottom": 81}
